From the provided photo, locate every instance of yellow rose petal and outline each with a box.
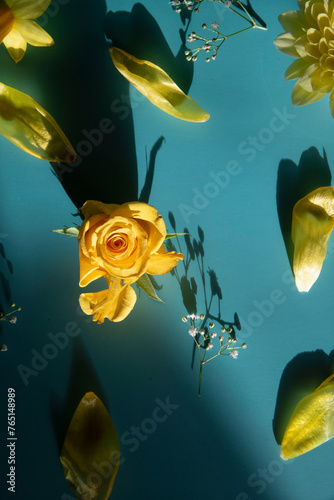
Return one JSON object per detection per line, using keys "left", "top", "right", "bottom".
{"left": 281, "top": 374, "right": 334, "bottom": 460}
{"left": 79, "top": 277, "right": 137, "bottom": 323}
{"left": 60, "top": 392, "right": 120, "bottom": 500}
{"left": 0, "top": 83, "right": 76, "bottom": 161}
{"left": 147, "top": 245, "right": 184, "bottom": 275}
{"left": 109, "top": 47, "right": 210, "bottom": 123}
{"left": 292, "top": 186, "right": 334, "bottom": 292}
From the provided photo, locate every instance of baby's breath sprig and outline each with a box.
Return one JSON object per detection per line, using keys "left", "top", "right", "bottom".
{"left": 172, "top": 0, "right": 266, "bottom": 62}
{"left": 0, "top": 302, "right": 21, "bottom": 352}
{"left": 182, "top": 313, "right": 246, "bottom": 396}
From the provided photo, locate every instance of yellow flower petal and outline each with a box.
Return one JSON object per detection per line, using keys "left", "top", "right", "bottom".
{"left": 285, "top": 58, "right": 312, "bottom": 81}
{"left": 291, "top": 80, "right": 326, "bottom": 106}
{"left": 3, "top": 27, "right": 27, "bottom": 62}
{"left": 0, "top": 83, "right": 76, "bottom": 161}
{"left": 109, "top": 47, "right": 210, "bottom": 123}
{"left": 278, "top": 10, "right": 305, "bottom": 34}
{"left": 0, "top": 4, "right": 15, "bottom": 43}
{"left": 281, "top": 374, "right": 334, "bottom": 460}
{"left": 60, "top": 392, "right": 120, "bottom": 500}
{"left": 79, "top": 277, "right": 137, "bottom": 323}
{"left": 292, "top": 186, "right": 334, "bottom": 292}
{"left": 10, "top": 0, "right": 51, "bottom": 20}
{"left": 274, "top": 32, "right": 300, "bottom": 57}
{"left": 14, "top": 19, "right": 53, "bottom": 46}
{"left": 146, "top": 245, "right": 184, "bottom": 275}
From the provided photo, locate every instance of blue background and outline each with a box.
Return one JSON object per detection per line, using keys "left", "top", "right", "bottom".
{"left": 1, "top": 0, "right": 334, "bottom": 499}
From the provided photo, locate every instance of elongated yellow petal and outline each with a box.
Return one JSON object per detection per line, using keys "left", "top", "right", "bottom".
{"left": 0, "top": 5, "right": 15, "bottom": 43}
{"left": 60, "top": 392, "right": 120, "bottom": 500}
{"left": 291, "top": 80, "right": 326, "bottom": 106}
{"left": 3, "top": 27, "right": 27, "bottom": 62}
{"left": 0, "top": 83, "right": 76, "bottom": 161}
{"left": 10, "top": 0, "right": 51, "bottom": 20}
{"left": 292, "top": 186, "right": 334, "bottom": 292}
{"left": 14, "top": 19, "right": 53, "bottom": 46}
{"left": 109, "top": 47, "right": 210, "bottom": 123}
{"left": 281, "top": 374, "right": 334, "bottom": 460}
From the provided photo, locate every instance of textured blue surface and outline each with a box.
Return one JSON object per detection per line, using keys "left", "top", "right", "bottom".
{"left": 1, "top": 1, "right": 334, "bottom": 499}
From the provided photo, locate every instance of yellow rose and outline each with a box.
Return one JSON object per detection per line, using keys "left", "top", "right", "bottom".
{"left": 78, "top": 200, "right": 184, "bottom": 323}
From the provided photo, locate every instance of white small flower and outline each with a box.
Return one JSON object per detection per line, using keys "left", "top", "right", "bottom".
{"left": 219, "top": 335, "right": 224, "bottom": 342}
{"left": 225, "top": 0, "right": 231, "bottom": 7}
{"left": 211, "top": 332, "right": 217, "bottom": 338}
{"left": 199, "top": 329, "right": 205, "bottom": 335}
{"left": 188, "top": 328, "right": 198, "bottom": 337}
{"left": 202, "top": 43, "right": 210, "bottom": 51}
{"left": 187, "top": 313, "right": 198, "bottom": 321}
{"left": 206, "top": 343, "right": 214, "bottom": 350}
{"left": 211, "top": 21, "right": 219, "bottom": 29}
{"left": 229, "top": 349, "right": 239, "bottom": 359}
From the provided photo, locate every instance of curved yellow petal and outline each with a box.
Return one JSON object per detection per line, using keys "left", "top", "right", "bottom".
{"left": 14, "top": 19, "right": 53, "bottom": 46}
{"left": 281, "top": 374, "right": 334, "bottom": 460}
{"left": 79, "top": 277, "right": 137, "bottom": 323}
{"left": 291, "top": 80, "right": 326, "bottom": 106}
{"left": 292, "top": 186, "right": 334, "bottom": 292}
{"left": 0, "top": 83, "right": 76, "bottom": 161}
{"left": 278, "top": 10, "right": 305, "bottom": 34}
{"left": 10, "top": 0, "right": 51, "bottom": 20}
{"left": 274, "top": 32, "right": 300, "bottom": 57}
{"left": 60, "top": 392, "right": 120, "bottom": 500}
{"left": 285, "top": 58, "right": 311, "bottom": 81}
{"left": 109, "top": 47, "right": 210, "bottom": 123}
{"left": 3, "top": 27, "right": 27, "bottom": 62}
{"left": 146, "top": 245, "right": 184, "bottom": 275}
{"left": 0, "top": 5, "right": 15, "bottom": 43}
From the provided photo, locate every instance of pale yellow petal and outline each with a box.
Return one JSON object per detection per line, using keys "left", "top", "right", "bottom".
{"left": 60, "top": 392, "right": 120, "bottom": 500}
{"left": 79, "top": 278, "right": 137, "bottom": 323}
{"left": 278, "top": 10, "right": 305, "bottom": 34}
{"left": 109, "top": 47, "right": 210, "bottom": 122}
{"left": 274, "top": 32, "right": 300, "bottom": 57}
{"left": 0, "top": 5, "right": 15, "bottom": 43}
{"left": 10, "top": 0, "right": 51, "bottom": 20}
{"left": 291, "top": 80, "right": 326, "bottom": 106}
{"left": 285, "top": 58, "right": 312, "bottom": 81}
{"left": 14, "top": 19, "right": 53, "bottom": 46}
{"left": 292, "top": 186, "right": 334, "bottom": 292}
{"left": 3, "top": 28, "right": 27, "bottom": 62}
{"left": 281, "top": 374, "right": 334, "bottom": 460}
{"left": 146, "top": 245, "right": 184, "bottom": 275}
{"left": 0, "top": 83, "right": 76, "bottom": 161}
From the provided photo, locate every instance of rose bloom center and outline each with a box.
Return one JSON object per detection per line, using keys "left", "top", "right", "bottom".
{"left": 107, "top": 233, "right": 128, "bottom": 253}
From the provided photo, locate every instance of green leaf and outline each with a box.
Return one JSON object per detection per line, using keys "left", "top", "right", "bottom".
{"left": 136, "top": 274, "right": 164, "bottom": 302}
{"left": 52, "top": 227, "right": 80, "bottom": 237}
{"left": 165, "top": 232, "right": 189, "bottom": 240}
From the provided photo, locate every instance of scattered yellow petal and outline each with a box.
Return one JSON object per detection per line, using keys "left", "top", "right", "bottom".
{"left": 281, "top": 374, "right": 334, "bottom": 460}
{"left": 60, "top": 392, "right": 120, "bottom": 500}
{"left": 109, "top": 47, "right": 210, "bottom": 123}
{"left": 0, "top": 82, "right": 76, "bottom": 161}
{"left": 292, "top": 186, "right": 334, "bottom": 292}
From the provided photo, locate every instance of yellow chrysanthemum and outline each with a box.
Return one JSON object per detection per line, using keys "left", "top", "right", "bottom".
{"left": 274, "top": 0, "right": 334, "bottom": 116}
{"left": 0, "top": 0, "right": 53, "bottom": 63}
